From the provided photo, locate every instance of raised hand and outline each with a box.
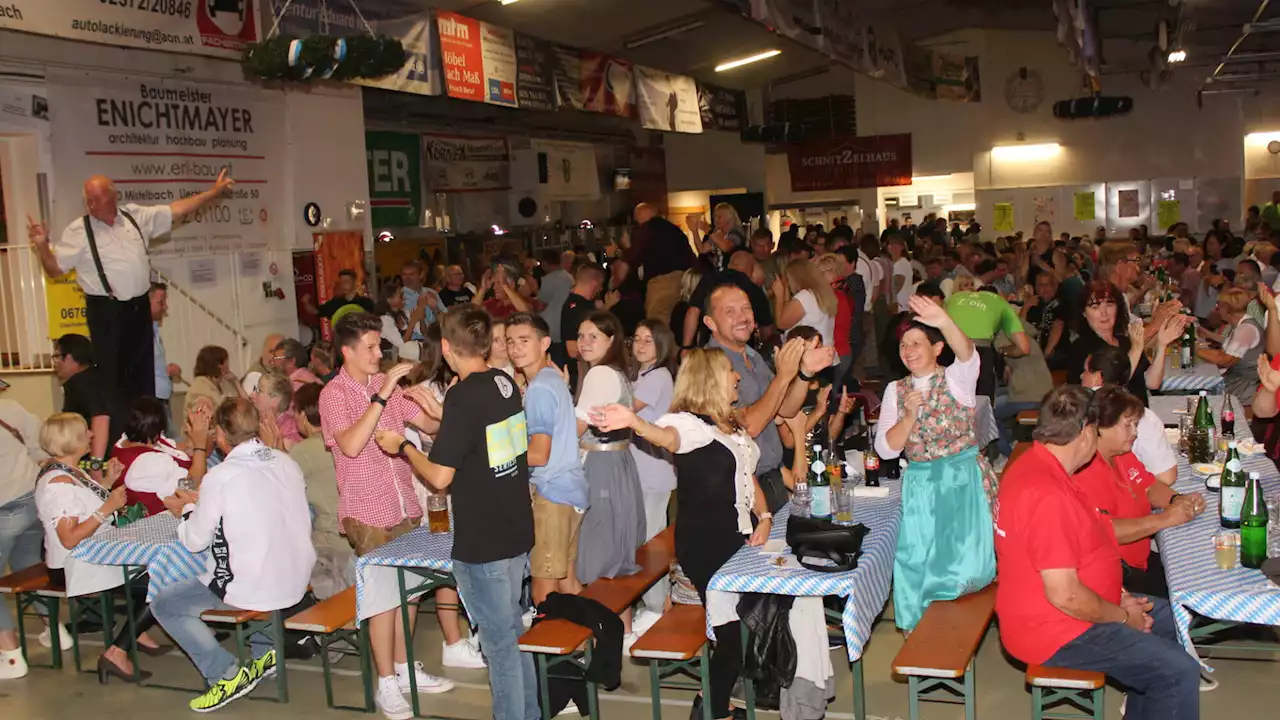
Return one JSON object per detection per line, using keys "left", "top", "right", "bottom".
{"left": 1259, "top": 354, "right": 1280, "bottom": 393}
{"left": 258, "top": 411, "right": 283, "bottom": 450}
{"left": 26, "top": 216, "right": 49, "bottom": 247}
{"left": 1128, "top": 320, "right": 1145, "bottom": 348}
{"left": 800, "top": 337, "right": 835, "bottom": 376}
{"left": 774, "top": 338, "right": 806, "bottom": 381}
{"left": 1258, "top": 282, "right": 1278, "bottom": 314}
{"left": 907, "top": 294, "right": 951, "bottom": 328}
{"left": 1155, "top": 314, "right": 1188, "bottom": 347}
{"left": 379, "top": 362, "right": 416, "bottom": 398}
{"left": 212, "top": 167, "right": 236, "bottom": 193}
{"left": 404, "top": 384, "right": 443, "bottom": 420}
{"left": 835, "top": 388, "right": 855, "bottom": 416}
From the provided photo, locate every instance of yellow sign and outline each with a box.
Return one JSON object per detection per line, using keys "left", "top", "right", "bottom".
{"left": 1074, "top": 192, "right": 1096, "bottom": 221}
{"left": 1157, "top": 199, "right": 1181, "bottom": 229}
{"left": 993, "top": 202, "right": 1014, "bottom": 232}
{"left": 46, "top": 271, "right": 89, "bottom": 341}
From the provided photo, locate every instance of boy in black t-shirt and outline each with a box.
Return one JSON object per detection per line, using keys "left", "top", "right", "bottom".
{"left": 375, "top": 306, "right": 537, "bottom": 720}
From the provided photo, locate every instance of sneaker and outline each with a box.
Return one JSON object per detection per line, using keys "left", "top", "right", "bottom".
{"left": 376, "top": 676, "right": 413, "bottom": 720}
{"left": 442, "top": 638, "right": 486, "bottom": 669}
{"left": 522, "top": 607, "right": 536, "bottom": 629}
{"left": 622, "top": 631, "right": 640, "bottom": 656}
{"left": 1119, "top": 693, "right": 1126, "bottom": 717}
{"left": 1200, "top": 673, "right": 1219, "bottom": 692}
{"left": 632, "top": 608, "right": 662, "bottom": 636}
{"left": 395, "top": 661, "right": 455, "bottom": 694}
{"left": 0, "top": 648, "right": 29, "bottom": 680}
{"left": 38, "top": 624, "right": 73, "bottom": 651}
{"left": 189, "top": 665, "right": 264, "bottom": 713}
{"left": 556, "top": 699, "right": 579, "bottom": 716}
{"left": 252, "top": 649, "right": 277, "bottom": 680}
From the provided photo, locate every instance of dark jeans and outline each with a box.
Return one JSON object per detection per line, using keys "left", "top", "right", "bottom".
{"left": 1045, "top": 597, "right": 1200, "bottom": 720}
{"left": 85, "top": 293, "right": 154, "bottom": 404}
{"left": 1122, "top": 550, "right": 1169, "bottom": 599}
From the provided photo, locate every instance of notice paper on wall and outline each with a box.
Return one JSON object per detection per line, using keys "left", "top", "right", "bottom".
{"left": 240, "top": 252, "right": 263, "bottom": 277}
{"left": 993, "top": 203, "right": 1014, "bottom": 232}
{"left": 189, "top": 258, "right": 218, "bottom": 288}
{"left": 1117, "top": 189, "right": 1141, "bottom": 218}
{"left": 1158, "top": 199, "right": 1181, "bottom": 228}
{"left": 1074, "top": 192, "right": 1096, "bottom": 221}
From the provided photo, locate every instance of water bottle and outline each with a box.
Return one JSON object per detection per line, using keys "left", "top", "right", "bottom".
{"left": 792, "top": 482, "right": 812, "bottom": 519}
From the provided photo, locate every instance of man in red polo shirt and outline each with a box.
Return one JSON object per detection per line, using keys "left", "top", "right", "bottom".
{"left": 995, "top": 385, "right": 1200, "bottom": 720}
{"left": 319, "top": 312, "right": 453, "bottom": 719}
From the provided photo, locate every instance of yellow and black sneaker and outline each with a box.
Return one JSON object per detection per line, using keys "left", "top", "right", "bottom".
{"left": 251, "top": 649, "right": 277, "bottom": 680}
{"left": 189, "top": 665, "right": 264, "bottom": 713}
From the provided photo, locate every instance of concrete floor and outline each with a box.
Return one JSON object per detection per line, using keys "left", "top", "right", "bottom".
{"left": 3, "top": 607, "right": 1277, "bottom": 720}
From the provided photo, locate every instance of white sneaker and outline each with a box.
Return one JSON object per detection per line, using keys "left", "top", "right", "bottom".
{"left": 632, "top": 608, "right": 662, "bottom": 637}
{"left": 441, "top": 638, "right": 486, "bottom": 669}
{"left": 1119, "top": 693, "right": 1126, "bottom": 717}
{"left": 38, "top": 624, "right": 72, "bottom": 651}
{"left": 0, "top": 648, "right": 29, "bottom": 679}
{"left": 522, "top": 607, "right": 536, "bottom": 629}
{"left": 1199, "top": 673, "right": 1219, "bottom": 692}
{"left": 556, "top": 699, "right": 579, "bottom": 716}
{"left": 395, "top": 661, "right": 455, "bottom": 694}
{"left": 376, "top": 676, "right": 413, "bottom": 720}
{"left": 622, "top": 631, "right": 640, "bottom": 656}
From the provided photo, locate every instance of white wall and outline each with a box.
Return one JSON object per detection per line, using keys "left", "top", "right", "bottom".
{"left": 662, "top": 129, "right": 766, "bottom": 193}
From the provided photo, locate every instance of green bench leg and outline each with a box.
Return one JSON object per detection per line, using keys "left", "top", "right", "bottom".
{"left": 271, "top": 610, "right": 289, "bottom": 703}
{"left": 1033, "top": 686, "right": 1044, "bottom": 720}
{"left": 851, "top": 658, "right": 865, "bottom": 720}
{"left": 1033, "top": 684, "right": 1105, "bottom": 720}
{"left": 536, "top": 653, "right": 552, "bottom": 720}
{"left": 583, "top": 642, "right": 599, "bottom": 720}
{"left": 16, "top": 593, "right": 62, "bottom": 670}
{"left": 965, "top": 660, "right": 977, "bottom": 720}
{"left": 907, "top": 675, "right": 922, "bottom": 720}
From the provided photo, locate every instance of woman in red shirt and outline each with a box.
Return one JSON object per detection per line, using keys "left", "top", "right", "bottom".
{"left": 1072, "top": 386, "right": 1205, "bottom": 598}
{"left": 111, "top": 397, "right": 208, "bottom": 516}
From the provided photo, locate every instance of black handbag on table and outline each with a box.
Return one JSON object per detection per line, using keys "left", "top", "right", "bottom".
{"left": 785, "top": 515, "right": 869, "bottom": 573}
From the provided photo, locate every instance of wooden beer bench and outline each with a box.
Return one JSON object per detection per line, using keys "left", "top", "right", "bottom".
{"left": 284, "top": 587, "right": 373, "bottom": 712}
{"left": 1026, "top": 665, "right": 1105, "bottom": 720}
{"left": 519, "top": 527, "right": 676, "bottom": 720}
{"left": 891, "top": 584, "right": 997, "bottom": 720}
{"left": 196, "top": 606, "right": 291, "bottom": 703}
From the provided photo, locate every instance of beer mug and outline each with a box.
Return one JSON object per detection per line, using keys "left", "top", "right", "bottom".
{"left": 427, "top": 494, "right": 450, "bottom": 534}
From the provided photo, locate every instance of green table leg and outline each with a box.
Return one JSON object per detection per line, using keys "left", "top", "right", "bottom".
{"left": 851, "top": 657, "right": 865, "bottom": 720}
{"left": 584, "top": 642, "right": 600, "bottom": 720}
{"left": 908, "top": 675, "right": 921, "bottom": 720}
{"left": 537, "top": 653, "right": 552, "bottom": 720}
{"left": 397, "top": 569, "right": 421, "bottom": 718}
{"left": 964, "top": 659, "right": 976, "bottom": 720}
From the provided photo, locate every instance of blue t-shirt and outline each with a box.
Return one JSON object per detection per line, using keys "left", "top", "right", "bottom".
{"left": 525, "top": 366, "right": 589, "bottom": 509}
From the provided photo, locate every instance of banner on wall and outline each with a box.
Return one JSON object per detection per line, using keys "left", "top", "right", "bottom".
{"left": 312, "top": 232, "right": 365, "bottom": 340}
{"left": 697, "top": 83, "right": 747, "bottom": 132}
{"left": 580, "top": 53, "right": 636, "bottom": 118}
{"left": 1117, "top": 189, "right": 1141, "bottom": 218}
{"left": 352, "top": 16, "right": 441, "bottom": 97}
{"left": 1033, "top": 194, "right": 1056, "bottom": 224}
{"left": 45, "top": 271, "right": 89, "bottom": 341}
{"left": 932, "top": 54, "right": 981, "bottom": 102}
{"left": 422, "top": 133, "right": 510, "bottom": 192}
{"left": 1074, "top": 192, "right": 1096, "bottom": 221}
{"left": 552, "top": 43, "right": 586, "bottom": 111}
{"left": 531, "top": 140, "right": 601, "bottom": 201}
{"left": 1158, "top": 200, "right": 1181, "bottom": 228}
{"left": 0, "top": 0, "right": 258, "bottom": 59}
{"left": 365, "top": 131, "right": 422, "bottom": 228}
{"left": 635, "top": 67, "right": 702, "bottom": 134}
{"left": 437, "top": 11, "right": 516, "bottom": 106}
{"left": 993, "top": 203, "right": 1014, "bottom": 232}
{"left": 292, "top": 251, "right": 318, "bottom": 329}
{"left": 47, "top": 71, "right": 283, "bottom": 257}
{"left": 752, "top": 0, "right": 822, "bottom": 53}
{"left": 514, "top": 33, "right": 557, "bottom": 110}
{"left": 786, "top": 134, "right": 912, "bottom": 192}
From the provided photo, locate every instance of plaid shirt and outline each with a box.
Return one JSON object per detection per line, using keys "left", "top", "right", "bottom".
{"left": 319, "top": 367, "right": 423, "bottom": 527}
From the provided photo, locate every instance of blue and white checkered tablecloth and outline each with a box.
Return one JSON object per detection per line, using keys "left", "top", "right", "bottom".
{"left": 707, "top": 483, "right": 903, "bottom": 663}
{"left": 1159, "top": 363, "right": 1226, "bottom": 395}
{"left": 69, "top": 512, "right": 207, "bottom": 602}
{"left": 355, "top": 525, "right": 454, "bottom": 620}
{"left": 1150, "top": 395, "right": 1280, "bottom": 663}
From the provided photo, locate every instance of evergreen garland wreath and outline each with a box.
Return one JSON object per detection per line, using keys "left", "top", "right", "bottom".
{"left": 242, "top": 34, "right": 406, "bottom": 83}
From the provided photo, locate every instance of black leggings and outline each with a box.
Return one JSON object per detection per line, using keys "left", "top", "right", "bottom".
{"left": 710, "top": 621, "right": 743, "bottom": 719}
{"left": 48, "top": 568, "right": 159, "bottom": 651}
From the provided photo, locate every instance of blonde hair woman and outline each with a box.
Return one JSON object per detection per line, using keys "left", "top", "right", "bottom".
{"left": 952, "top": 274, "right": 979, "bottom": 294}
{"left": 1199, "top": 286, "right": 1263, "bottom": 403}
{"left": 696, "top": 202, "right": 746, "bottom": 272}
{"left": 771, "top": 258, "right": 838, "bottom": 352}
{"left": 594, "top": 348, "right": 769, "bottom": 720}
{"left": 671, "top": 266, "right": 705, "bottom": 352}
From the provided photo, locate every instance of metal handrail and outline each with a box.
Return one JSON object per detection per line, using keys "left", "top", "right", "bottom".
{"left": 152, "top": 268, "right": 250, "bottom": 351}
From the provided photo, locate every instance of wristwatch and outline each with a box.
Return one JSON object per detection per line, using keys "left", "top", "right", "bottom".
{"left": 371, "top": 393, "right": 387, "bottom": 407}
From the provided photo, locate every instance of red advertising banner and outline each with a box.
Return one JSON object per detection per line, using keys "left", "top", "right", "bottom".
{"left": 292, "top": 251, "right": 318, "bottom": 329}
{"left": 312, "top": 231, "right": 366, "bottom": 341}
{"left": 437, "top": 11, "right": 484, "bottom": 102}
{"left": 580, "top": 52, "right": 636, "bottom": 118}
{"left": 786, "top": 134, "right": 913, "bottom": 192}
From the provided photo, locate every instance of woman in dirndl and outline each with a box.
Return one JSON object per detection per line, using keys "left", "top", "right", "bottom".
{"left": 873, "top": 295, "right": 997, "bottom": 632}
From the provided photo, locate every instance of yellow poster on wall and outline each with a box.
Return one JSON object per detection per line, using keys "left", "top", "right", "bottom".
{"left": 45, "top": 271, "right": 89, "bottom": 341}
{"left": 1157, "top": 200, "right": 1181, "bottom": 229}
{"left": 993, "top": 203, "right": 1014, "bottom": 232}
{"left": 1074, "top": 192, "right": 1096, "bottom": 221}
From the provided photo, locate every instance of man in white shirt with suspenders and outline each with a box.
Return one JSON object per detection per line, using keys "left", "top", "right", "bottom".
{"left": 27, "top": 169, "right": 235, "bottom": 404}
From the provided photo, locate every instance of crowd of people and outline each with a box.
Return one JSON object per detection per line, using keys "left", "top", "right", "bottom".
{"left": 4, "top": 180, "right": 1280, "bottom": 720}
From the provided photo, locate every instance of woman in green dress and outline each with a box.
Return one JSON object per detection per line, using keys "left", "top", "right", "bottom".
{"left": 874, "top": 295, "right": 997, "bottom": 632}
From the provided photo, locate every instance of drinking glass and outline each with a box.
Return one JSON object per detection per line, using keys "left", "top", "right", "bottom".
{"left": 1267, "top": 494, "right": 1280, "bottom": 560}
{"left": 1216, "top": 433, "right": 1234, "bottom": 464}
{"left": 834, "top": 486, "right": 856, "bottom": 525}
{"left": 427, "top": 494, "right": 450, "bottom": 534}
{"left": 1213, "top": 530, "right": 1239, "bottom": 570}
{"left": 1178, "top": 416, "right": 1194, "bottom": 456}
{"left": 178, "top": 476, "right": 197, "bottom": 493}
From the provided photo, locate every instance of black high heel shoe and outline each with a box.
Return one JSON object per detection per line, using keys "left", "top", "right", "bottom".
{"left": 97, "top": 655, "right": 152, "bottom": 685}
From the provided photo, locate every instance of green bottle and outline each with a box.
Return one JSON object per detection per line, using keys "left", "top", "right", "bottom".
{"left": 1193, "top": 390, "right": 1215, "bottom": 463}
{"left": 808, "top": 445, "right": 832, "bottom": 521}
{"left": 1219, "top": 442, "right": 1246, "bottom": 529}
{"left": 1241, "top": 472, "right": 1269, "bottom": 569}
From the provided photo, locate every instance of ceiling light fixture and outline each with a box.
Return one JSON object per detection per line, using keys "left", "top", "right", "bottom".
{"left": 943, "top": 203, "right": 976, "bottom": 212}
{"left": 991, "top": 143, "right": 1062, "bottom": 160}
{"left": 500, "top": 0, "right": 521, "bottom": 5}
{"left": 1167, "top": 49, "right": 1187, "bottom": 63}
{"left": 715, "top": 49, "right": 781, "bottom": 72}
{"left": 1246, "top": 131, "right": 1280, "bottom": 145}
{"left": 624, "top": 20, "right": 707, "bottom": 49}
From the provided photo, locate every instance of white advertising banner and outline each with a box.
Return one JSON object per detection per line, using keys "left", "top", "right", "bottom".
{"left": 350, "top": 15, "right": 442, "bottom": 97}
{"left": 47, "top": 71, "right": 285, "bottom": 256}
{"left": 479, "top": 22, "right": 518, "bottom": 108}
{"left": 422, "top": 133, "right": 510, "bottom": 192}
{"left": 530, "top": 139, "right": 600, "bottom": 201}
{"left": 0, "top": 0, "right": 259, "bottom": 60}
{"left": 634, "top": 66, "right": 703, "bottom": 134}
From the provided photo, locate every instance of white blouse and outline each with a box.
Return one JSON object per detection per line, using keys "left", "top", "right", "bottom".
{"left": 656, "top": 412, "right": 759, "bottom": 534}
{"left": 34, "top": 470, "right": 126, "bottom": 597}
{"left": 873, "top": 350, "right": 981, "bottom": 460}
{"left": 575, "top": 365, "right": 630, "bottom": 424}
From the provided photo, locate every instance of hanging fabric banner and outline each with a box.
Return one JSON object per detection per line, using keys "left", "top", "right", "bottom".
{"left": 421, "top": 133, "right": 510, "bottom": 192}
{"left": 697, "top": 82, "right": 747, "bottom": 132}
{"left": 514, "top": 33, "right": 557, "bottom": 110}
{"left": 786, "top": 134, "right": 912, "bottom": 192}
{"left": 579, "top": 52, "right": 636, "bottom": 118}
{"left": 635, "top": 67, "right": 703, "bottom": 134}
{"left": 530, "top": 140, "right": 601, "bottom": 201}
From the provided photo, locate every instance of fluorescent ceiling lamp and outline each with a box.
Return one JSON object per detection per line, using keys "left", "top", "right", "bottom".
{"left": 715, "top": 49, "right": 781, "bottom": 72}
{"left": 1167, "top": 49, "right": 1187, "bottom": 63}
{"left": 911, "top": 175, "right": 952, "bottom": 182}
{"left": 991, "top": 143, "right": 1062, "bottom": 160}
{"left": 624, "top": 20, "right": 706, "bottom": 49}
{"left": 1246, "top": 131, "right": 1280, "bottom": 145}
{"left": 501, "top": 0, "right": 521, "bottom": 4}
{"left": 944, "top": 203, "right": 976, "bottom": 212}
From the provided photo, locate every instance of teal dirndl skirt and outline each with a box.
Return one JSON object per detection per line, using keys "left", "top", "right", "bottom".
{"left": 892, "top": 445, "right": 996, "bottom": 631}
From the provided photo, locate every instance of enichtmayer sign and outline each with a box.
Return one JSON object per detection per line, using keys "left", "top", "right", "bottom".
{"left": 0, "top": 0, "right": 259, "bottom": 60}
{"left": 786, "top": 134, "right": 912, "bottom": 192}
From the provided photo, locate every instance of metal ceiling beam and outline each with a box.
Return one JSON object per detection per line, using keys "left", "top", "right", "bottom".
{"left": 1205, "top": 0, "right": 1274, "bottom": 86}
{"left": 1221, "top": 50, "right": 1280, "bottom": 63}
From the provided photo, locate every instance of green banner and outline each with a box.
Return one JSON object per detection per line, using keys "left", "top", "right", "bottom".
{"left": 365, "top": 131, "right": 422, "bottom": 228}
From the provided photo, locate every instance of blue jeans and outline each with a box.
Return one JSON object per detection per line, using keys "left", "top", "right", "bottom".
{"left": 993, "top": 390, "right": 1039, "bottom": 458}
{"left": 0, "top": 492, "right": 43, "bottom": 632}
{"left": 150, "top": 577, "right": 272, "bottom": 684}
{"left": 453, "top": 554, "right": 538, "bottom": 720}
{"left": 1045, "top": 597, "right": 1200, "bottom": 720}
